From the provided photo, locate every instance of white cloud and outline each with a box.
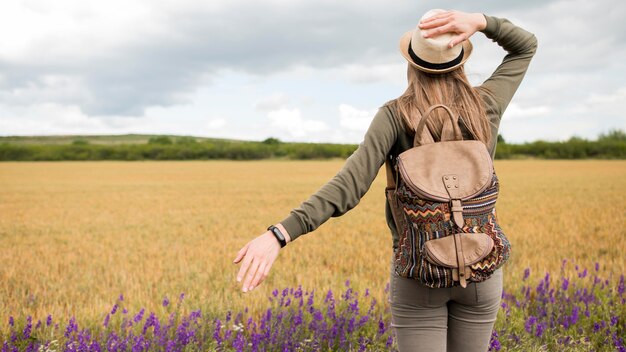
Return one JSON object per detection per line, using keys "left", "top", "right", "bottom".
{"left": 333, "top": 63, "right": 406, "bottom": 85}
{"left": 267, "top": 108, "right": 327, "bottom": 139}
{"left": 0, "top": 74, "right": 90, "bottom": 106}
{"left": 338, "top": 104, "right": 376, "bottom": 133}
{"left": 586, "top": 88, "right": 626, "bottom": 105}
{"left": 206, "top": 118, "right": 226, "bottom": 130}
{"left": 254, "top": 93, "right": 290, "bottom": 111}
{"left": 0, "top": 103, "right": 104, "bottom": 135}
{"left": 0, "top": 1, "right": 163, "bottom": 63}
{"left": 502, "top": 103, "right": 552, "bottom": 121}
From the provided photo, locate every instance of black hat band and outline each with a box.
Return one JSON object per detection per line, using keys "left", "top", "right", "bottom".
{"left": 409, "top": 39, "right": 464, "bottom": 70}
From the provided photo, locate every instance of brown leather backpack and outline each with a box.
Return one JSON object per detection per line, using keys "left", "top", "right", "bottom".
{"left": 386, "top": 104, "right": 510, "bottom": 288}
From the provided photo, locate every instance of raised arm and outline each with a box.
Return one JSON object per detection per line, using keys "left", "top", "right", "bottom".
{"left": 233, "top": 105, "right": 399, "bottom": 292}
{"left": 478, "top": 15, "right": 539, "bottom": 118}
{"left": 419, "top": 11, "right": 538, "bottom": 157}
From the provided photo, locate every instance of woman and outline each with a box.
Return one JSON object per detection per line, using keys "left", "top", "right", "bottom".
{"left": 234, "top": 9, "right": 537, "bottom": 352}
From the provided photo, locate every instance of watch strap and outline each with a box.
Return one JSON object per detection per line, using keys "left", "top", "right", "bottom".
{"left": 267, "top": 225, "right": 287, "bottom": 248}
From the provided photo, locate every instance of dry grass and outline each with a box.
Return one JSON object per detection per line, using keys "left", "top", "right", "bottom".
{"left": 0, "top": 160, "right": 624, "bottom": 326}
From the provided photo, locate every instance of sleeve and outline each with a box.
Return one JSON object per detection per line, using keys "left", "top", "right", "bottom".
{"left": 478, "top": 15, "right": 538, "bottom": 156}
{"left": 279, "top": 105, "right": 399, "bottom": 242}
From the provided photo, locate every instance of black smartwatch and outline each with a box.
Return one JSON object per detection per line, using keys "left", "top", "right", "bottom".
{"left": 267, "top": 225, "right": 287, "bottom": 248}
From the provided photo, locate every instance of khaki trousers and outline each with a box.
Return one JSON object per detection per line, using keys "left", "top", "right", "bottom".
{"left": 388, "top": 261, "right": 503, "bottom": 352}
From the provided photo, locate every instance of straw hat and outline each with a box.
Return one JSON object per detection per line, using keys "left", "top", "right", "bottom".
{"left": 399, "top": 9, "right": 473, "bottom": 74}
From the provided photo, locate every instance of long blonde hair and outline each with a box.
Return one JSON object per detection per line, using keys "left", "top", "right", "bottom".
{"left": 390, "top": 64, "right": 492, "bottom": 146}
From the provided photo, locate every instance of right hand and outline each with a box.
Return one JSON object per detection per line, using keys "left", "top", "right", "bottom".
{"left": 418, "top": 11, "right": 487, "bottom": 48}
{"left": 233, "top": 224, "right": 291, "bottom": 292}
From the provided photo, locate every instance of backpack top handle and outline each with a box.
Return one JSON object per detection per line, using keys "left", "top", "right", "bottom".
{"left": 413, "top": 104, "right": 463, "bottom": 147}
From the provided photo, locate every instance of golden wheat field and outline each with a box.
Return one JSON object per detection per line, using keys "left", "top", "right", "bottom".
{"left": 0, "top": 160, "right": 625, "bottom": 327}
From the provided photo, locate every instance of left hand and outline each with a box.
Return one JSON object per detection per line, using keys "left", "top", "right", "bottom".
{"left": 233, "top": 224, "right": 290, "bottom": 292}
{"left": 419, "top": 11, "right": 487, "bottom": 48}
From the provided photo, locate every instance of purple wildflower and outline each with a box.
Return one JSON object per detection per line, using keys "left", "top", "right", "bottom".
{"left": 386, "top": 335, "right": 394, "bottom": 348}
{"left": 8, "top": 316, "right": 14, "bottom": 327}
{"left": 162, "top": 296, "right": 170, "bottom": 307}
{"left": 46, "top": 314, "right": 52, "bottom": 327}
{"left": 22, "top": 316, "right": 32, "bottom": 339}
{"left": 611, "top": 316, "right": 619, "bottom": 326}
{"left": 535, "top": 322, "right": 546, "bottom": 337}
{"left": 213, "top": 318, "right": 222, "bottom": 346}
{"left": 523, "top": 268, "right": 530, "bottom": 281}
{"left": 306, "top": 291, "right": 314, "bottom": 307}
{"left": 378, "top": 318, "right": 386, "bottom": 335}
{"left": 593, "top": 321, "right": 604, "bottom": 332}
{"left": 325, "top": 290, "right": 334, "bottom": 303}
{"left": 64, "top": 317, "right": 77, "bottom": 338}
{"left": 561, "top": 277, "right": 569, "bottom": 291}
{"left": 110, "top": 304, "right": 118, "bottom": 315}
{"left": 489, "top": 330, "right": 501, "bottom": 351}
{"left": 133, "top": 308, "right": 145, "bottom": 323}
{"left": 570, "top": 306, "right": 580, "bottom": 326}
{"left": 525, "top": 316, "right": 536, "bottom": 334}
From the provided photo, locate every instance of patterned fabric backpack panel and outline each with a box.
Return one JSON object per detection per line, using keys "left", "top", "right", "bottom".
{"left": 393, "top": 171, "right": 511, "bottom": 288}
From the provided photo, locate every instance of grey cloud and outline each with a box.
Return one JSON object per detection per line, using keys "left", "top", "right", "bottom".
{"left": 0, "top": 0, "right": 624, "bottom": 117}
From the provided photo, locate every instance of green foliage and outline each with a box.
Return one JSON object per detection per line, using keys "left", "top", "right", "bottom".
{"left": 175, "top": 137, "right": 198, "bottom": 145}
{"left": 148, "top": 136, "right": 173, "bottom": 145}
{"left": 598, "top": 129, "right": 626, "bottom": 142}
{"left": 262, "top": 137, "right": 281, "bottom": 145}
{"left": 72, "top": 139, "right": 90, "bottom": 145}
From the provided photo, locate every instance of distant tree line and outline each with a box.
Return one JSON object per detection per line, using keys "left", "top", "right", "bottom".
{"left": 0, "top": 130, "right": 624, "bottom": 161}
{"left": 494, "top": 130, "right": 625, "bottom": 159}
{"left": 0, "top": 136, "right": 357, "bottom": 161}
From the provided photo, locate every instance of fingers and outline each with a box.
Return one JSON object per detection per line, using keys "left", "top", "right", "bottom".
{"left": 422, "top": 23, "right": 454, "bottom": 38}
{"left": 236, "top": 252, "right": 253, "bottom": 283}
{"left": 418, "top": 16, "right": 451, "bottom": 30}
{"left": 233, "top": 243, "right": 249, "bottom": 264}
{"left": 448, "top": 33, "right": 467, "bottom": 48}
{"left": 234, "top": 231, "right": 281, "bottom": 292}
{"left": 420, "top": 11, "right": 453, "bottom": 24}
{"left": 249, "top": 261, "right": 269, "bottom": 291}
{"left": 241, "top": 259, "right": 261, "bottom": 293}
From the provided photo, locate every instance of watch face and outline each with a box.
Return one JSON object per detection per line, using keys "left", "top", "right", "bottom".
{"left": 269, "top": 226, "right": 286, "bottom": 244}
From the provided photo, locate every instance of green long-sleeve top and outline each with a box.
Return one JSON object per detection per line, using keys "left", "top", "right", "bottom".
{"left": 279, "top": 15, "right": 538, "bottom": 250}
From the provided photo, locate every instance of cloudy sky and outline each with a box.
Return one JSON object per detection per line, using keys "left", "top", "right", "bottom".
{"left": 0, "top": 0, "right": 624, "bottom": 143}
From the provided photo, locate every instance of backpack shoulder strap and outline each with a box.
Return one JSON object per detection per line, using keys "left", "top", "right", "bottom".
{"left": 385, "top": 158, "right": 396, "bottom": 190}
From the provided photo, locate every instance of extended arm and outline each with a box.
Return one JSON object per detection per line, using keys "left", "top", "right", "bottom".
{"left": 233, "top": 106, "right": 399, "bottom": 292}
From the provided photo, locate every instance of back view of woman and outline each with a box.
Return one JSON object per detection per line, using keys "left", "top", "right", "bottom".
{"left": 234, "top": 9, "right": 537, "bottom": 352}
